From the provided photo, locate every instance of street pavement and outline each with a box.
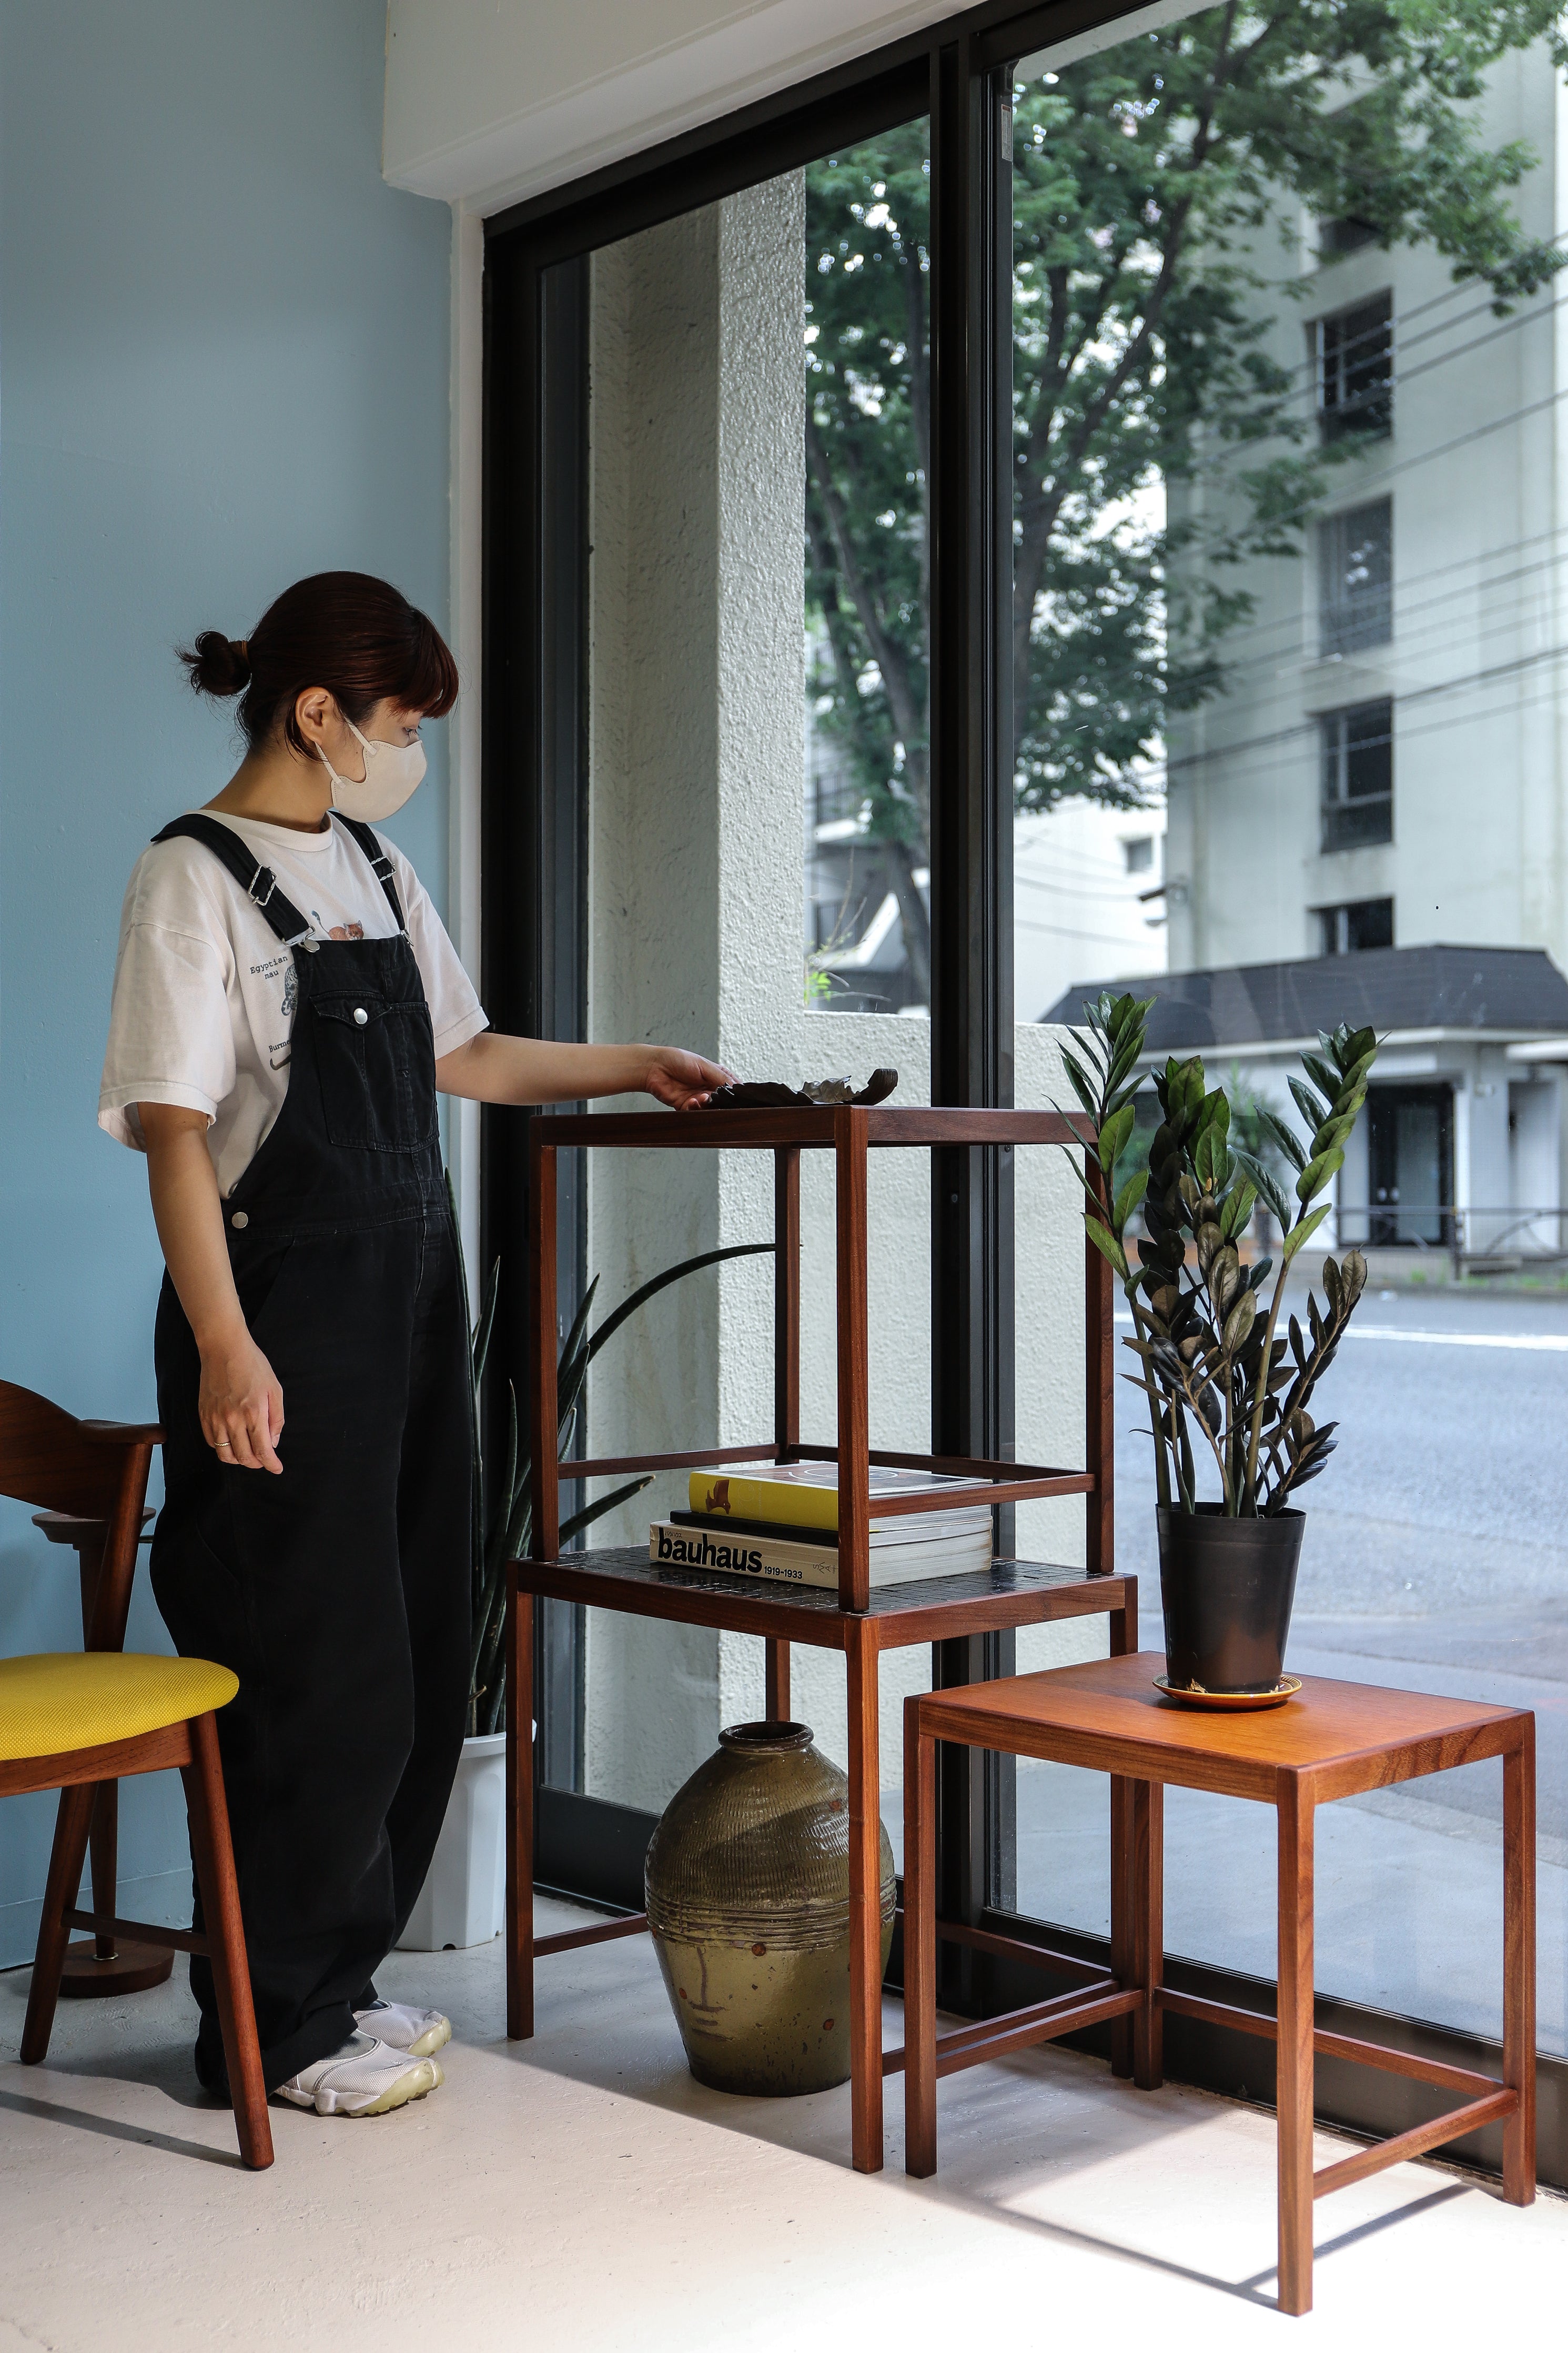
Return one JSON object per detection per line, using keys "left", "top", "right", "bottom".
{"left": 1013, "top": 1281, "right": 1568, "bottom": 2052}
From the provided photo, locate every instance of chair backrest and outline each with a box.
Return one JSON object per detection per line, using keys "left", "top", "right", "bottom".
{"left": 0, "top": 1381, "right": 161, "bottom": 1651}
{"left": 0, "top": 1382, "right": 130, "bottom": 1517}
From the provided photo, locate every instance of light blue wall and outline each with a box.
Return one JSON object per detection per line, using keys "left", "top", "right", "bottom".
{"left": 0, "top": 1, "right": 454, "bottom": 1963}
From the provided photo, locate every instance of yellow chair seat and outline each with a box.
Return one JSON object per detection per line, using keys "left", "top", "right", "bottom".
{"left": 0, "top": 1652, "right": 238, "bottom": 1762}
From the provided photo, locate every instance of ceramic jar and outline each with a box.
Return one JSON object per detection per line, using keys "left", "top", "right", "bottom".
{"left": 644, "top": 1721, "right": 896, "bottom": 2096}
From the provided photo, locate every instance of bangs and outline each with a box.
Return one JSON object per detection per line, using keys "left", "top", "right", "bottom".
{"left": 397, "top": 610, "right": 460, "bottom": 721}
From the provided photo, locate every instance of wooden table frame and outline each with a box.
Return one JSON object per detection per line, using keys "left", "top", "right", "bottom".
{"left": 903, "top": 1653, "right": 1536, "bottom": 2315}
{"left": 507, "top": 1102, "right": 1130, "bottom": 2173}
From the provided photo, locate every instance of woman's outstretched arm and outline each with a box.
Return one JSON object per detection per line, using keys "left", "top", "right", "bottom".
{"left": 434, "top": 1035, "right": 731, "bottom": 1109}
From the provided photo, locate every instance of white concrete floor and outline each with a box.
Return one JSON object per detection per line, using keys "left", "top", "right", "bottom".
{"left": 2, "top": 1895, "right": 1563, "bottom": 2349}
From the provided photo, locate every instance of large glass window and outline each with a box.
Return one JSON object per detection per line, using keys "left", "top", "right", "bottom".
{"left": 1008, "top": 0, "right": 1568, "bottom": 2063}
{"left": 569, "top": 124, "right": 934, "bottom": 1835}
{"left": 802, "top": 131, "right": 932, "bottom": 1015}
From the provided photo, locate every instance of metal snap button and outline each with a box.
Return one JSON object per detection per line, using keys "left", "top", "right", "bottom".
{"left": 230, "top": 1211, "right": 249, "bottom": 1230}
{"left": 353, "top": 1006, "right": 369, "bottom": 1026}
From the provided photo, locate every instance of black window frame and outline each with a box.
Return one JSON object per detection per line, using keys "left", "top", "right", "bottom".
{"left": 481, "top": 0, "right": 1563, "bottom": 2188}
{"left": 1314, "top": 895, "right": 1394, "bottom": 954}
{"left": 1320, "top": 696, "right": 1393, "bottom": 851}
{"left": 1319, "top": 495, "right": 1393, "bottom": 656}
{"left": 1313, "top": 290, "right": 1393, "bottom": 445}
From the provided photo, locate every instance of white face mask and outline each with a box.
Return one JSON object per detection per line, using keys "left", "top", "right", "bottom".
{"left": 317, "top": 716, "right": 427, "bottom": 823}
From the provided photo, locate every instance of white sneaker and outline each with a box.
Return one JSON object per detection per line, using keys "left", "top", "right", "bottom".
{"left": 355, "top": 1998, "right": 452, "bottom": 2059}
{"left": 275, "top": 2031, "right": 442, "bottom": 2117}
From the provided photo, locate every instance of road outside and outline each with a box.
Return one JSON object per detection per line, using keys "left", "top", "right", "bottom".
{"left": 1014, "top": 1281, "right": 1568, "bottom": 2054}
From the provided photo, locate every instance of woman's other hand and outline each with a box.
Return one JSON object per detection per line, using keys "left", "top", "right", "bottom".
{"left": 645, "top": 1048, "right": 735, "bottom": 1109}
{"left": 139, "top": 1101, "right": 287, "bottom": 1475}
{"left": 198, "top": 1330, "right": 286, "bottom": 1474}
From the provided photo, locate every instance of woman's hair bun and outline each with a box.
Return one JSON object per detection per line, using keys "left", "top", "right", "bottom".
{"left": 178, "top": 629, "right": 251, "bottom": 698}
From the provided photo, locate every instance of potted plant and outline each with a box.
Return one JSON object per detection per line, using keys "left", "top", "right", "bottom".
{"left": 398, "top": 1192, "right": 771, "bottom": 1949}
{"left": 1060, "top": 992, "right": 1378, "bottom": 1703}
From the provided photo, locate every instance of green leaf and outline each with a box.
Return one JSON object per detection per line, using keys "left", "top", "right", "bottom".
{"left": 1296, "top": 1147, "right": 1344, "bottom": 1203}
{"left": 584, "top": 1241, "right": 774, "bottom": 1367}
{"left": 1290, "top": 1076, "right": 1332, "bottom": 1134}
{"left": 1256, "top": 1109, "right": 1308, "bottom": 1173}
{"left": 1113, "top": 1167, "right": 1150, "bottom": 1230}
{"left": 1231, "top": 1148, "right": 1292, "bottom": 1231}
{"left": 1097, "top": 1101, "right": 1135, "bottom": 1173}
{"left": 1282, "top": 1202, "right": 1333, "bottom": 1262}
{"left": 1085, "top": 1215, "right": 1130, "bottom": 1280}
{"left": 1300, "top": 1054, "right": 1339, "bottom": 1106}
{"left": 1219, "top": 1180, "right": 1257, "bottom": 1240}
{"left": 1059, "top": 1049, "right": 1101, "bottom": 1122}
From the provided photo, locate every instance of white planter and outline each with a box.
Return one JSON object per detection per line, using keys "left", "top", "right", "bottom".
{"left": 397, "top": 1731, "right": 507, "bottom": 1951}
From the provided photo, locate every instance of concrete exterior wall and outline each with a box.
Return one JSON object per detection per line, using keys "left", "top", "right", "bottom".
{"left": 1165, "top": 44, "right": 1567, "bottom": 984}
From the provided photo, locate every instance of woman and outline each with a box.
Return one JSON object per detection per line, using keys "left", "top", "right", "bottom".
{"left": 99, "top": 572, "right": 728, "bottom": 2118}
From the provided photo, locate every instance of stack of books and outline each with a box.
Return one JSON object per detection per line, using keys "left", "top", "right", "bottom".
{"left": 649, "top": 1461, "right": 993, "bottom": 1591}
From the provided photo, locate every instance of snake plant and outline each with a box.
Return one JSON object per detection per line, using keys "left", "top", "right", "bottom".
{"left": 447, "top": 1176, "right": 772, "bottom": 1734}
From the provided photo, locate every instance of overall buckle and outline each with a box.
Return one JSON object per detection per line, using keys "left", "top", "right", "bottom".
{"left": 248, "top": 865, "right": 278, "bottom": 911}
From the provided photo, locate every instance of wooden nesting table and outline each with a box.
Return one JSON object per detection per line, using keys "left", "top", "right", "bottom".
{"left": 902, "top": 1652, "right": 1536, "bottom": 2315}
{"left": 506, "top": 1101, "right": 1132, "bottom": 2173}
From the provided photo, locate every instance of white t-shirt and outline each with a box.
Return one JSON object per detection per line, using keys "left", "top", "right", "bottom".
{"left": 99, "top": 812, "right": 488, "bottom": 1196}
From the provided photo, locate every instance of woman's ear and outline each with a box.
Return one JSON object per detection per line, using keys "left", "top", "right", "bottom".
{"left": 292, "top": 686, "right": 335, "bottom": 752}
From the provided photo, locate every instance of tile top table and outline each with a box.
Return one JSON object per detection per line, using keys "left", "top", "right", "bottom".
{"left": 903, "top": 1652, "right": 1535, "bottom": 2315}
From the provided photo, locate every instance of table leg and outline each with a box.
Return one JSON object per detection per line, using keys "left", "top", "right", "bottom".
{"left": 1132, "top": 1778, "right": 1164, "bottom": 2090}
{"left": 904, "top": 1704, "right": 938, "bottom": 2178}
{"left": 1503, "top": 1723, "right": 1536, "bottom": 2206}
{"left": 1108, "top": 1586, "right": 1137, "bottom": 2077}
{"left": 1109, "top": 1776, "right": 1133, "bottom": 2077}
{"left": 765, "top": 1638, "right": 791, "bottom": 1724}
{"left": 846, "top": 1618, "right": 884, "bottom": 2173}
{"left": 1276, "top": 1773, "right": 1315, "bottom": 2317}
{"left": 507, "top": 1579, "right": 535, "bottom": 2040}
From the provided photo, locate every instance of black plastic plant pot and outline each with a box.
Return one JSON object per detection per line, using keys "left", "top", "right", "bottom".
{"left": 1157, "top": 1504, "right": 1306, "bottom": 1695}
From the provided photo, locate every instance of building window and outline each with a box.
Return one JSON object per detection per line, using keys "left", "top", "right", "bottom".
{"left": 1313, "top": 292, "right": 1392, "bottom": 444}
{"left": 1317, "top": 896, "right": 1394, "bottom": 954}
{"left": 1319, "top": 497, "right": 1392, "bottom": 655}
{"left": 1319, "top": 215, "right": 1380, "bottom": 258}
{"left": 1122, "top": 834, "right": 1154, "bottom": 874}
{"left": 1320, "top": 698, "right": 1392, "bottom": 849}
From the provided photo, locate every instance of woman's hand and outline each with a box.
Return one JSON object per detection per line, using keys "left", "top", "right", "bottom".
{"left": 198, "top": 1326, "right": 285, "bottom": 1475}
{"left": 139, "top": 1102, "right": 286, "bottom": 1476}
{"left": 644, "top": 1047, "right": 734, "bottom": 1109}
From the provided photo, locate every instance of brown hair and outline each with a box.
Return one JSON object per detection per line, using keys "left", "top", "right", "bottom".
{"left": 179, "top": 571, "right": 458, "bottom": 753}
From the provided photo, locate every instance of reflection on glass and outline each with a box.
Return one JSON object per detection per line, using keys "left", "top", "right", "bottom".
{"left": 1011, "top": 1, "right": 1568, "bottom": 2055}
{"left": 803, "top": 128, "right": 932, "bottom": 1014}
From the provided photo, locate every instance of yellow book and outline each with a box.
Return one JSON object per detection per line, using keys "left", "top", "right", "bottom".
{"left": 687, "top": 1461, "right": 984, "bottom": 1536}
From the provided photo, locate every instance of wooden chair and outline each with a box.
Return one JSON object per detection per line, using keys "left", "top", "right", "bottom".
{"left": 4, "top": 1649, "right": 274, "bottom": 2169}
{"left": 1, "top": 1379, "right": 167, "bottom": 1990}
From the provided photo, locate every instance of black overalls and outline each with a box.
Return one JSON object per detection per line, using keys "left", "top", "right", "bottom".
{"left": 148, "top": 813, "right": 471, "bottom": 2090}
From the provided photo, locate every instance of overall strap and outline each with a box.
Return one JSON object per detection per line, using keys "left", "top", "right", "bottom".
{"left": 152, "top": 815, "right": 311, "bottom": 945}
{"left": 332, "top": 815, "right": 408, "bottom": 933}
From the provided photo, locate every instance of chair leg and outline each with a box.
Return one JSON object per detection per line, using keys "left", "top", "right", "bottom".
{"left": 21, "top": 1781, "right": 96, "bottom": 2064}
{"left": 183, "top": 1713, "right": 274, "bottom": 2169}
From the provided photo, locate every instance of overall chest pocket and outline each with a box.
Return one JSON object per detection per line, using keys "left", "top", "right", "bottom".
{"left": 310, "top": 992, "right": 438, "bottom": 1152}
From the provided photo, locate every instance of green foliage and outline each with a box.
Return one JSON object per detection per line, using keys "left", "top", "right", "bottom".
{"left": 1055, "top": 1010, "right": 1379, "bottom": 1515}
{"left": 805, "top": 3, "right": 1565, "bottom": 869}
{"left": 452, "top": 1174, "right": 774, "bottom": 1736}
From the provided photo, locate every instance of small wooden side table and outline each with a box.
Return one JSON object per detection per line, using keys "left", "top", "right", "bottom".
{"left": 902, "top": 1653, "right": 1535, "bottom": 2316}
{"left": 32, "top": 1509, "right": 168, "bottom": 1995}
